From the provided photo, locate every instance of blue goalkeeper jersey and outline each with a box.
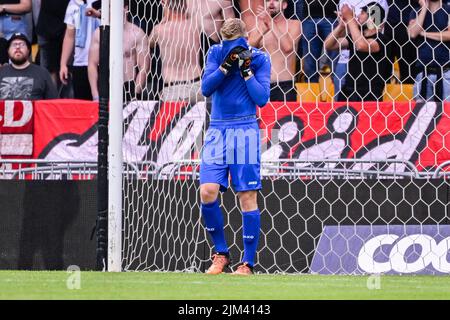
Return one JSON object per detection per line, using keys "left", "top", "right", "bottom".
{"left": 201, "top": 37, "right": 271, "bottom": 121}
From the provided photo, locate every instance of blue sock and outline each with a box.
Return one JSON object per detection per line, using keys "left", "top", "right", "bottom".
{"left": 242, "top": 209, "right": 261, "bottom": 267}
{"left": 201, "top": 200, "right": 229, "bottom": 255}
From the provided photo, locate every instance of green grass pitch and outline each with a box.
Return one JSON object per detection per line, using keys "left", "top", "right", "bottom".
{"left": 1, "top": 271, "right": 450, "bottom": 300}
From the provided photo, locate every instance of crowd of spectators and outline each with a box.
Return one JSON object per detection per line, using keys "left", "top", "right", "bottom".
{"left": 0, "top": 0, "right": 449, "bottom": 103}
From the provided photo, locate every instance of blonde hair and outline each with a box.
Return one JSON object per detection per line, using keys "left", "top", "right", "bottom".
{"left": 220, "top": 18, "right": 247, "bottom": 40}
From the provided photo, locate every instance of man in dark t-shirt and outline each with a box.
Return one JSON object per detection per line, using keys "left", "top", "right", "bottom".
{"left": 385, "top": 0, "right": 417, "bottom": 84}
{"left": 342, "top": 32, "right": 391, "bottom": 101}
{"left": 408, "top": 0, "right": 450, "bottom": 102}
{"left": 324, "top": 2, "right": 392, "bottom": 101}
{"left": 35, "top": 0, "right": 70, "bottom": 88}
{"left": 0, "top": 33, "right": 58, "bottom": 100}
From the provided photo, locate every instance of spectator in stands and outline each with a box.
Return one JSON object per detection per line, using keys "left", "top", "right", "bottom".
{"left": 0, "top": 0, "right": 32, "bottom": 39}
{"left": 408, "top": 0, "right": 450, "bottom": 102}
{"left": 0, "top": 33, "right": 58, "bottom": 100}
{"left": 150, "top": 0, "right": 203, "bottom": 104}
{"left": 187, "top": 0, "right": 235, "bottom": 68}
{"left": 324, "top": 2, "right": 392, "bottom": 101}
{"left": 238, "top": 0, "right": 265, "bottom": 35}
{"left": 334, "top": 0, "right": 389, "bottom": 99}
{"left": 88, "top": 2, "right": 150, "bottom": 102}
{"left": 297, "top": 0, "right": 339, "bottom": 84}
{"left": 60, "top": 0, "right": 100, "bottom": 100}
{"left": 249, "top": 0, "right": 301, "bottom": 101}
{"left": 385, "top": 0, "right": 417, "bottom": 84}
{"left": 35, "top": 0, "right": 70, "bottom": 93}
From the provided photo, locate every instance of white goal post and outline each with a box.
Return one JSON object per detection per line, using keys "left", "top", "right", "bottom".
{"left": 108, "top": 0, "right": 124, "bottom": 272}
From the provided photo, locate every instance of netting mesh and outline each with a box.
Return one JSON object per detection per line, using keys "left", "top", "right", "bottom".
{"left": 118, "top": 0, "right": 450, "bottom": 273}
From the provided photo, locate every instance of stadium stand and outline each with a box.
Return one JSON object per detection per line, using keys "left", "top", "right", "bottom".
{"left": 8, "top": 0, "right": 448, "bottom": 104}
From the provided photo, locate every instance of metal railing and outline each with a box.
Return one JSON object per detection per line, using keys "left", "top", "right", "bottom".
{"left": 433, "top": 160, "right": 450, "bottom": 178}
{"left": 0, "top": 159, "right": 139, "bottom": 180}
{"left": 154, "top": 158, "right": 422, "bottom": 180}
{"left": 0, "top": 158, "right": 448, "bottom": 180}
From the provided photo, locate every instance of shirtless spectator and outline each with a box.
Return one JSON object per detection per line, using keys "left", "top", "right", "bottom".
{"left": 151, "top": 0, "right": 203, "bottom": 104}
{"left": 187, "top": 0, "right": 264, "bottom": 43}
{"left": 187, "top": 0, "right": 235, "bottom": 68}
{"left": 249, "top": 0, "right": 301, "bottom": 101}
{"left": 239, "top": 0, "right": 265, "bottom": 35}
{"left": 88, "top": 2, "right": 150, "bottom": 102}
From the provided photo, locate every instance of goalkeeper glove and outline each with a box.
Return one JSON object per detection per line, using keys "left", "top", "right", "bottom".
{"left": 220, "top": 46, "right": 246, "bottom": 74}
{"left": 238, "top": 50, "right": 253, "bottom": 78}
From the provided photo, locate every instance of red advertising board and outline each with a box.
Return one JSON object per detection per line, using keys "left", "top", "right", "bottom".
{"left": 1, "top": 99, "right": 449, "bottom": 173}
{"left": 0, "top": 100, "right": 34, "bottom": 157}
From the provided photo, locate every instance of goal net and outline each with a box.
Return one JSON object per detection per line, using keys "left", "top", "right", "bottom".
{"left": 108, "top": 0, "right": 450, "bottom": 274}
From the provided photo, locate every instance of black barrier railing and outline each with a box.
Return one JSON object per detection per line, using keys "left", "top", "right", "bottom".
{"left": 97, "top": 21, "right": 110, "bottom": 272}
{"left": 1, "top": 174, "right": 449, "bottom": 272}
{"left": 153, "top": 159, "right": 425, "bottom": 180}
{"left": 120, "top": 178, "right": 450, "bottom": 273}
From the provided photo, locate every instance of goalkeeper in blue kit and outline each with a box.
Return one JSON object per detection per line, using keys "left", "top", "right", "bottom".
{"left": 200, "top": 18, "right": 271, "bottom": 275}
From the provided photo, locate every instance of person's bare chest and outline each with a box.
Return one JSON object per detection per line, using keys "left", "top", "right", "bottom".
{"left": 159, "top": 22, "right": 198, "bottom": 50}
{"left": 123, "top": 29, "right": 136, "bottom": 60}
{"left": 262, "top": 24, "right": 289, "bottom": 53}
{"left": 191, "top": 0, "right": 222, "bottom": 19}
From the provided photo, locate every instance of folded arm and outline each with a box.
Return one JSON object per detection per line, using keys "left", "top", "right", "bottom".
{"left": 422, "top": 18, "right": 450, "bottom": 42}
{"left": 408, "top": 6, "right": 428, "bottom": 39}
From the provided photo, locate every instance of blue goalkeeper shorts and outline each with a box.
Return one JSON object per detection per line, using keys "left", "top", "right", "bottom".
{"left": 200, "top": 116, "right": 261, "bottom": 192}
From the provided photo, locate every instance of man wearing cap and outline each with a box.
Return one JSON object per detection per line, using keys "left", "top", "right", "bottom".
{"left": 0, "top": 33, "right": 58, "bottom": 100}
{"left": 331, "top": 0, "right": 390, "bottom": 100}
{"left": 324, "top": 2, "right": 392, "bottom": 101}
